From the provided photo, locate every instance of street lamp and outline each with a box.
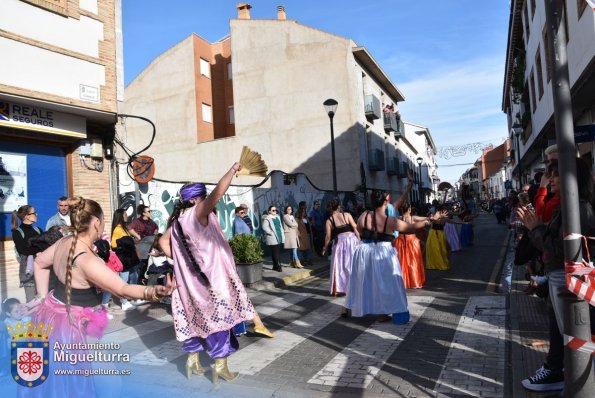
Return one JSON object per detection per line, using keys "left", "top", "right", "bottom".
{"left": 323, "top": 98, "right": 338, "bottom": 198}
{"left": 416, "top": 157, "right": 423, "bottom": 206}
{"left": 512, "top": 122, "right": 523, "bottom": 188}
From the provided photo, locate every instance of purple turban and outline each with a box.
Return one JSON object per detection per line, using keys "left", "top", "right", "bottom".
{"left": 180, "top": 183, "right": 206, "bottom": 201}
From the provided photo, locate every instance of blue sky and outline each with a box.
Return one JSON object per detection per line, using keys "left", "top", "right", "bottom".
{"left": 122, "top": 0, "right": 510, "bottom": 183}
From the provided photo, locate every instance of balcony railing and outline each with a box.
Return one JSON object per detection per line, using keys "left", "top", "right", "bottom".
{"left": 368, "top": 148, "right": 385, "bottom": 171}
{"left": 364, "top": 94, "right": 381, "bottom": 120}
{"left": 383, "top": 112, "right": 398, "bottom": 132}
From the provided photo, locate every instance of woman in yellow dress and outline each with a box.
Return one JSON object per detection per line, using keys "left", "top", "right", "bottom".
{"left": 426, "top": 205, "right": 450, "bottom": 270}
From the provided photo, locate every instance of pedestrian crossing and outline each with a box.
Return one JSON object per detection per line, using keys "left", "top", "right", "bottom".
{"left": 104, "top": 286, "right": 508, "bottom": 396}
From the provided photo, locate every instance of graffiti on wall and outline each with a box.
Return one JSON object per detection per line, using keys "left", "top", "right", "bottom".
{"left": 118, "top": 173, "right": 365, "bottom": 240}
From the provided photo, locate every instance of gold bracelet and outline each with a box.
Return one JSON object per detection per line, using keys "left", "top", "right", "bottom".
{"left": 151, "top": 287, "right": 161, "bottom": 302}
{"left": 143, "top": 287, "right": 150, "bottom": 301}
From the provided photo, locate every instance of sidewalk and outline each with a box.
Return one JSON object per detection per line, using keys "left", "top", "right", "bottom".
{"left": 507, "top": 235, "right": 557, "bottom": 398}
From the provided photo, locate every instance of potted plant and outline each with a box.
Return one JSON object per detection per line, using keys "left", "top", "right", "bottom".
{"left": 228, "top": 234, "right": 264, "bottom": 285}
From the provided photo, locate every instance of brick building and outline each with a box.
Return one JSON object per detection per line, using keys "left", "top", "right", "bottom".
{"left": 0, "top": 0, "right": 123, "bottom": 301}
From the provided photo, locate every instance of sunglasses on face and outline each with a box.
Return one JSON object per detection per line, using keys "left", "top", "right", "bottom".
{"left": 238, "top": 211, "right": 245, "bottom": 215}
{"left": 270, "top": 209, "right": 277, "bottom": 212}
{"left": 27, "top": 212, "right": 37, "bottom": 216}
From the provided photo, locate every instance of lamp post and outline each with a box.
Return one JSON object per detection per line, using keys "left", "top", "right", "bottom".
{"left": 512, "top": 122, "right": 523, "bottom": 189}
{"left": 416, "top": 157, "right": 423, "bottom": 207}
{"left": 323, "top": 98, "right": 338, "bottom": 198}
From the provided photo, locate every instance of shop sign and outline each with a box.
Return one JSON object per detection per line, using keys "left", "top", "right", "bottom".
{"left": 0, "top": 100, "right": 86, "bottom": 138}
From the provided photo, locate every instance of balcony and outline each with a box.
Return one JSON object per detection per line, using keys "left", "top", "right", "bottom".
{"left": 383, "top": 112, "right": 398, "bottom": 132}
{"left": 368, "top": 148, "right": 385, "bottom": 171}
{"left": 364, "top": 94, "right": 381, "bottom": 120}
{"left": 387, "top": 157, "right": 398, "bottom": 175}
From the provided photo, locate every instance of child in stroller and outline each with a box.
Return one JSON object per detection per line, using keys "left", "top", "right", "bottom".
{"left": 145, "top": 234, "right": 173, "bottom": 304}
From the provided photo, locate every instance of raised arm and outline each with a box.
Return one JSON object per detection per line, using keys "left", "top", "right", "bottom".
{"left": 393, "top": 169, "right": 414, "bottom": 210}
{"left": 196, "top": 163, "right": 242, "bottom": 221}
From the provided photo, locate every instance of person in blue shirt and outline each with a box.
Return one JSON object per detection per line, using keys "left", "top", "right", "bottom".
{"left": 386, "top": 169, "right": 414, "bottom": 238}
{"left": 232, "top": 207, "right": 251, "bottom": 236}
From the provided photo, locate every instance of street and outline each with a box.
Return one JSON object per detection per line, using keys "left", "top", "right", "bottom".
{"left": 0, "top": 214, "right": 511, "bottom": 398}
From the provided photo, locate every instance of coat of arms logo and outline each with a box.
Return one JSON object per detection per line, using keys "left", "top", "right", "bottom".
{"left": 8, "top": 321, "right": 52, "bottom": 388}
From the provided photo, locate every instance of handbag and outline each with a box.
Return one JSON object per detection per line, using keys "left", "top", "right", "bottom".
{"left": 115, "top": 236, "right": 140, "bottom": 271}
{"left": 514, "top": 231, "right": 538, "bottom": 265}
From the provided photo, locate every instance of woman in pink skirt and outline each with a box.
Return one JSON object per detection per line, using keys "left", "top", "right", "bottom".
{"left": 159, "top": 162, "right": 270, "bottom": 384}
{"left": 322, "top": 199, "right": 360, "bottom": 298}
{"left": 20, "top": 197, "right": 173, "bottom": 397}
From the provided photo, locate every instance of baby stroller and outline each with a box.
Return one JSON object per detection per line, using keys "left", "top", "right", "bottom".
{"left": 144, "top": 251, "right": 174, "bottom": 304}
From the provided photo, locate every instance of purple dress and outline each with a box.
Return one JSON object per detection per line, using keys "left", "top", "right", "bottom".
{"left": 444, "top": 223, "right": 461, "bottom": 252}
{"left": 171, "top": 208, "right": 255, "bottom": 357}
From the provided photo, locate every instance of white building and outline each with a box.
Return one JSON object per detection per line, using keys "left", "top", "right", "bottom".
{"left": 502, "top": 0, "right": 595, "bottom": 184}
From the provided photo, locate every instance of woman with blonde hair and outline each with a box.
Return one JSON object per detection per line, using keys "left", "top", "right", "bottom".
{"left": 22, "top": 197, "right": 174, "bottom": 397}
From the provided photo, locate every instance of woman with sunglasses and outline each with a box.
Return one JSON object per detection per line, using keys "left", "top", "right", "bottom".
{"left": 11, "top": 205, "right": 43, "bottom": 302}
{"left": 232, "top": 206, "right": 251, "bottom": 236}
{"left": 262, "top": 206, "right": 285, "bottom": 272}
{"left": 128, "top": 204, "right": 158, "bottom": 242}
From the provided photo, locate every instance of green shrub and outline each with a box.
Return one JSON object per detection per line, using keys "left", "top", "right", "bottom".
{"left": 228, "top": 234, "right": 264, "bottom": 264}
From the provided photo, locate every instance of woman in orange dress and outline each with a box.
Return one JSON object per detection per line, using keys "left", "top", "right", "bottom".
{"left": 395, "top": 203, "right": 429, "bottom": 288}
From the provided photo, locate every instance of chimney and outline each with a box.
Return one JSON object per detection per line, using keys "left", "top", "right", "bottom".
{"left": 237, "top": 3, "right": 252, "bottom": 20}
{"left": 277, "top": 5, "right": 286, "bottom": 20}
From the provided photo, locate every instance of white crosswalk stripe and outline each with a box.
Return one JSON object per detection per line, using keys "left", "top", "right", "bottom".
{"left": 434, "top": 295, "right": 506, "bottom": 397}
{"left": 307, "top": 296, "right": 434, "bottom": 388}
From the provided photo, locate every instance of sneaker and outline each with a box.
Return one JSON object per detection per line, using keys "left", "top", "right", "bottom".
{"left": 106, "top": 312, "right": 114, "bottom": 320}
{"left": 521, "top": 365, "right": 564, "bottom": 391}
{"left": 131, "top": 299, "right": 148, "bottom": 306}
{"left": 121, "top": 302, "right": 135, "bottom": 311}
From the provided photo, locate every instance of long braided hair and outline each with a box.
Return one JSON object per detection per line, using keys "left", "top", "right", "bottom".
{"left": 65, "top": 196, "right": 103, "bottom": 322}
{"left": 166, "top": 185, "right": 210, "bottom": 285}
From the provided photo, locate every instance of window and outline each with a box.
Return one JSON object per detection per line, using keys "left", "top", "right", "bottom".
{"left": 530, "top": 0, "right": 536, "bottom": 18}
{"left": 199, "top": 58, "right": 210, "bottom": 78}
{"left": 535, "top": 46, "right": 544, "bottom": 99}
{"left": 228, "top": 106, "right": 235, "bottom": 124}
{"left": 543, "top": 27, "right": 552, "bottom": 82}
{"left": 201, "top": 103, "right": 212, "bottom": 123}
{"left": 578, "top": 0, "right": 588, "bottom": 18}
{"left": 524, "top": 2, "right": 530, "bottom": 41}
{"left": 529, "top": 69, "right": 536, "bottom": 113}
{"left": 227, "top": 62, "right": 232, "bottom": 80}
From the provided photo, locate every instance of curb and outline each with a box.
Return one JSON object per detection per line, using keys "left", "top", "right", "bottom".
{"left": 246, "top": 263, "right": 328, "bottom": 291}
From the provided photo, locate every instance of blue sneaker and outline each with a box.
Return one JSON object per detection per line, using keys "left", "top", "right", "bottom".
{"left": 521, "top": 365, "right": 564, "bottom": 392}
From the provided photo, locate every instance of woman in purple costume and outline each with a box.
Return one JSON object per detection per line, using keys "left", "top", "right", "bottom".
{"left": 160, "top": 163, "right": 266, "bottom": 384}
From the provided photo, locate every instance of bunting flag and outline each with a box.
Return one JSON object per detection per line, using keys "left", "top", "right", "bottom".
{"left": 586, "top": 0, "right": 595, "bottom": 11}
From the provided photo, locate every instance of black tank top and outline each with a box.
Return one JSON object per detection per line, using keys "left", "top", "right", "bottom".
{"left": 329, "top": 214, "right": 354, "bottom": 240}
{"left": 52, "top": 252, "right": 102, "bottom": 307}
{"left": 361, "top": 211, "right": 394, "bottom": 243}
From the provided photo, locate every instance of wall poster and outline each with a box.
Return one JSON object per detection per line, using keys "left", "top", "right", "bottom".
{"left": 0, "top": 152, "right": 28, "bottom": 212}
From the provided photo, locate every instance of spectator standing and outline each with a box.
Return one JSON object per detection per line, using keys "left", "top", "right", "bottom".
{"left": 296, "top": 204, "right": 312, "bottom": 265}
{"left": 262, "top": 206, "right": 285, "bottom": 271}
{"left": 45, "top": 196, "right": 70, "bottom": 231}
{"left": 283, "top": 205, "right": 302, "bottom": 268}
{"left": 239, "top": 203, "right": 253, "bottom": 233}
{"left": 309, "top": 200, "right": 325, "bottom": 256}
{"left": 232, "top": 207, "right": 251, "bottom": 236}
{"left": 11, "top": 205, "right": 42, "bottom": 302}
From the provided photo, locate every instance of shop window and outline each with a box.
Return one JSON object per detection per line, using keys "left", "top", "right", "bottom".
{"left": 228, "top": 106, "right": 234, "bottom": 124}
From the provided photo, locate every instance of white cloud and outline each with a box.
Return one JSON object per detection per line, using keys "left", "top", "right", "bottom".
{"left": 395, "top": 55, "right": 508, "bottom": 183}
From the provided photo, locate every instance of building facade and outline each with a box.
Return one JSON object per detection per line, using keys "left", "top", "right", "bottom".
{"left": 119, "top": 4, "right": 438, "bottom": 209}
{"left": 0, "top": 0, "right": 123, "bottom": 301}
{"left": 502, "top": 0, "right": 595, "bottom": 186}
